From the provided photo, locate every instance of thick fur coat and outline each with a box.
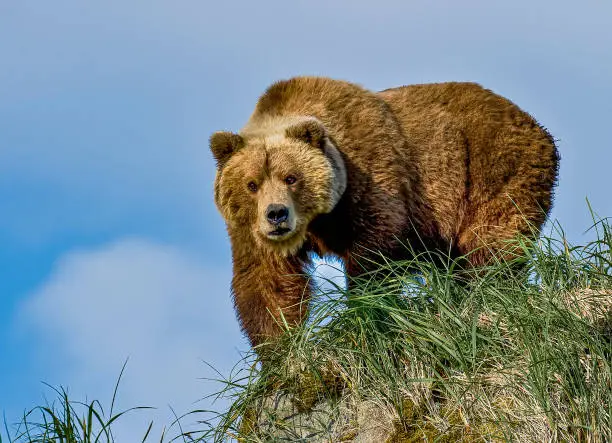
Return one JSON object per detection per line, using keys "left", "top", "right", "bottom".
{"left": 210, "top": 77, "right": 559, "bottom": 348}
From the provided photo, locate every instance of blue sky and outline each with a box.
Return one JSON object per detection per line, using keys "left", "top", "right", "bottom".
{"left": 1, "top": 1, "right": 611, "bottom": 439}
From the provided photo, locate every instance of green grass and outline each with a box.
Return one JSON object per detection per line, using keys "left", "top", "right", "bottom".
{"left": 1, "top": 362, "right": 160, "bottom": 443}
{"left": 196, "top": 217, "right": 612, "bottom": 442}
{"left": 4, "top": 215, "right": 612, "bottom": 442}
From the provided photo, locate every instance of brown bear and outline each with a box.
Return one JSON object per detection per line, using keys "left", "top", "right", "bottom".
{"left": 210, "top": 77, "right": 559, "bottom": 348}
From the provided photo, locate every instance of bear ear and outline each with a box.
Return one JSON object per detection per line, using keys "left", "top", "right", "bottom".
{"left": 285, "top": 119, "right": 327, "bottom": 150}
{"left": 209, "top": 131, "right": 244, "bottom": 168}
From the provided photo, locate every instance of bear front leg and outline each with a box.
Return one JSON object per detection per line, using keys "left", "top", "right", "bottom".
{"left": 229, "top": 230, "right": 313, "bottom": 350}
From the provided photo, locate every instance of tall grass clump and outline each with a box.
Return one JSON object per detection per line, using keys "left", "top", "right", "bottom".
{"left": 195, "top": 217, "right": 612, "bottom": 442}
{"left": 1, "top": 364, "right": 159, "bottom": 443}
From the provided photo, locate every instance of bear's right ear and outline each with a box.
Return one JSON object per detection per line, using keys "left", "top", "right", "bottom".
{"left": 209, "top": 131, "right": 244, "bottom": 168}
{"left": 285, "top": 119, "right": 327, "bottom": 150}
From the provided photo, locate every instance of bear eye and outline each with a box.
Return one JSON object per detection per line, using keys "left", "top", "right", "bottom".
{"left": 247, "top": 181, "right": 258, "bottom": 192}
{"left": 284, "top": 175, "right": 297, "bottom": 185}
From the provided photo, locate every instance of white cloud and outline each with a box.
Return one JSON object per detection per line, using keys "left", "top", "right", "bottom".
{"left": 14, "top": 239, "right": 352, "bottom": 440}
{"left": 18, "top": 239, "right": 245, "bottom": 440}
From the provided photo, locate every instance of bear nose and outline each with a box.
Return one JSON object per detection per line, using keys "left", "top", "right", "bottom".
{"left": 266, "top": 204, "right": 289, "bottom": 225}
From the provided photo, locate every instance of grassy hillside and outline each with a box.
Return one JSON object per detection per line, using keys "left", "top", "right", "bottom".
{"left": 3, "top": 217, "right": 611, "bottom": 442}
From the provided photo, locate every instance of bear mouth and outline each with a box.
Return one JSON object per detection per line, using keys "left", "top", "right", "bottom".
{"left": 268, "top": 227, "right": 292, "bottom": 237}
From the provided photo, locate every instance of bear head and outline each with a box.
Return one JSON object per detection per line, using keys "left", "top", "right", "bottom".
{"left": 210, "top": 117, "right": 347, "bottom": 255}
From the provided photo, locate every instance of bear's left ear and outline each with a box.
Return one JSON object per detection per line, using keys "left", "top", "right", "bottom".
{"left": 285, "top": 118, "right": 327, "bottom": 150}
{"left": 209, "top": 131, "right": 244, "bottom": 168}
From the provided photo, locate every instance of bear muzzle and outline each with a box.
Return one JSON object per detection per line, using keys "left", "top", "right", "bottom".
{"left": 264, "top": 204, "right": 296, "bottom": 239}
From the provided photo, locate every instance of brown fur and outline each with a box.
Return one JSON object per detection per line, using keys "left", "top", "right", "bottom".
{"left": 210, "top": 77, "right": 559, "bottom": 348}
